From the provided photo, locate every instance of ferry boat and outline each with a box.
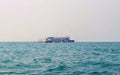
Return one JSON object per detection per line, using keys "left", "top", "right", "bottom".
{"left": 45, "top": 37, "right": 75, "bottom": 43}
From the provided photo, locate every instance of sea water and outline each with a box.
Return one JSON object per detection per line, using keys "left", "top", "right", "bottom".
{"left": 0, "top": 42, "right": 119, "bottom": 75}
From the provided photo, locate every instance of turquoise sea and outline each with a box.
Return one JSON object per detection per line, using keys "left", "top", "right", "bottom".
{"left": 0, "top": 42, "right": 119, "bottom": 75}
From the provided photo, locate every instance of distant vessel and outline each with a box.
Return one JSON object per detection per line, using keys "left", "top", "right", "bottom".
{"left": 45, "top": 37, "right": 75, "bottom": 43}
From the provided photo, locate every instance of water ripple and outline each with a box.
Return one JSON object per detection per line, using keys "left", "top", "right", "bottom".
{"left": 0, "top": 42, "right": 119, "bottom": 75}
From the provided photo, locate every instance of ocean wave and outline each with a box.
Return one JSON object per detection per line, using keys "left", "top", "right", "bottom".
{"left": 0, "top": 42, "right": 119, "bottom": 74}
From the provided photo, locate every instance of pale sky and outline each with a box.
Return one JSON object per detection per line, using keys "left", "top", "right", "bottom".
{"left": 0, "top": 0, "right": 120, "bottom": 42}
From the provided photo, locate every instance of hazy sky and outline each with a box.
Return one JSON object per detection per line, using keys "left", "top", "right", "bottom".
{"left": 0, "top": 0, "right": 120, "bottom": 41}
